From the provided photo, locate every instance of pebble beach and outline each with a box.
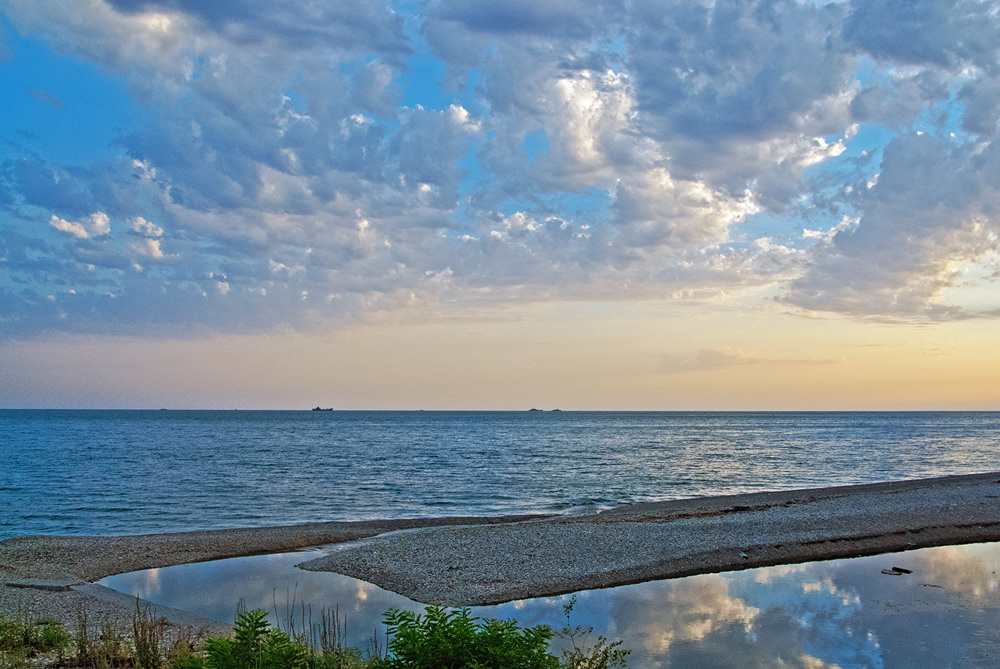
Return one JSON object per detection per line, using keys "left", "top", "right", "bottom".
{"left": 3, "top": 472, "right": 1000, "bottom": 631}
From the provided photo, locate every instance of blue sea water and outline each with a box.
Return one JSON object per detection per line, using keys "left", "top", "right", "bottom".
{"left": 2, "top": 410, "right": 999, "bottom": 540}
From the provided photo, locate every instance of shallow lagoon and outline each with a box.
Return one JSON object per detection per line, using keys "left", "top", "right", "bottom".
{"left": 101, "top": 542, "right": 1000, "bottom": 668}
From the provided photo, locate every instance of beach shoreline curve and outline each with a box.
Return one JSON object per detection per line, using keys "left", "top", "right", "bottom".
{"left": 3, "top": 472, "right": 1000, "bottom": 625}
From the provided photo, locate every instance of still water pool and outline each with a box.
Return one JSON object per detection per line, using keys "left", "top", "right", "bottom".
{"left": 101, "top": 542, "right": 1000, "bottom": 668}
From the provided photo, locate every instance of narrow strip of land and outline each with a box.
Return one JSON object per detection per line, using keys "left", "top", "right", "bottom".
{"left": 0, "top": 514, "right": 543, "bottom": 629}
{"left": 299, "top": 472, "right": 1000, "bottom": 604}
{"left": 3, "top": 473, "right": 1000, "bottom": 626}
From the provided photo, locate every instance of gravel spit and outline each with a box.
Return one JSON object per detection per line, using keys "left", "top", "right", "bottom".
{"left": 3, "top": 473, "right": 1000, "bottom": 625}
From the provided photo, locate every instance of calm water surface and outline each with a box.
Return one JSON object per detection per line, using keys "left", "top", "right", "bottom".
{"left": 101, "top": 542, "right": 1000, "bottom": 668}
{"left": 3, "top": 410, "right": 999, "bottom": 539}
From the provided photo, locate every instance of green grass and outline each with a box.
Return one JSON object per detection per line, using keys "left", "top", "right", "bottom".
{"left": 0, "top": 613, "right": 72, "bottom": 667}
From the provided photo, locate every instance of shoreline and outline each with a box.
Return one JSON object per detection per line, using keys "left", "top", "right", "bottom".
{"left": 3, "top": 472, "right": 1000, "bottom": 626}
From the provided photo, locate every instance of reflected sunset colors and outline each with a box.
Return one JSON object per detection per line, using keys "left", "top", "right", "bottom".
{"left": 102, "top": 543, "right": 1000, "bottom": 667}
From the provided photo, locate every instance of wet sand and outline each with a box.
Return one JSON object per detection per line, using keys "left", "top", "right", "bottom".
{"left": 2, "top": 472, "right": 1000, "bottom": 628}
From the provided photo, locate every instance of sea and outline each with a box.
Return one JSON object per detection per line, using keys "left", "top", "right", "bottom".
{"left": 2, "top": 410, "right": 999, "bottom": 541}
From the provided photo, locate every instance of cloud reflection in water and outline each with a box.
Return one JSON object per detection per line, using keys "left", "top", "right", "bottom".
{"left": 101, "top": 543, "right": 1000, "bottom": 667}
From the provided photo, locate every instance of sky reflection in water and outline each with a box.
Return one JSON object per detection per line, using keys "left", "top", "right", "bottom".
{"left": 101, "top": 543, "right": 1000, "bottom": 668}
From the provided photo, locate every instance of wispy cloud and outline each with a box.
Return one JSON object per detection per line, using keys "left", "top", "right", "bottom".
{"left": 662, "top": 349, "right": 840, "bottom": 375}
{"left": 28, "top": 87, "right": 64, "bottom": 108}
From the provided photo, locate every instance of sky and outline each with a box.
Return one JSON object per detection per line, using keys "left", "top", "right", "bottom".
{"left": 1, "top": 0, "right": 999, "bottom": 410}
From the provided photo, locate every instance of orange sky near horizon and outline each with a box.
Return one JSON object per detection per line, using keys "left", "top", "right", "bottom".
{"left": 3, "top": 298, "right": 997, "bottom": 411}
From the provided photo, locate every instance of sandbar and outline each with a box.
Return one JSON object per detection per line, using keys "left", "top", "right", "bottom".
{"left": 3, "top": 472, "right": 1000, "bottom": 627}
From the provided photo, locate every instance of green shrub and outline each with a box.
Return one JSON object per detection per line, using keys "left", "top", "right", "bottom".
{"left": 0, "top": 613, "right": 72, "bottom": 667}
{"left": 34, "top": 619, "right": 72, "bottom": 652}
{"left": 0, "top": 616, "right": 29, "bottom": 652}
{"left": 380, "top": 605, "right": 560, "bottom": 669}
{"left": 0, "top": 597, "right": 630, "bottom": 668}
{"left": 205, "top": 608, "right": 307, "bottom": 669}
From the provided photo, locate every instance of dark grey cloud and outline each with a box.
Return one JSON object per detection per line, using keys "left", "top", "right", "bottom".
{"left": 6, "top": 156, "right": 94, "bottom": 216}
{"left": 843, "top": 0, "right": 1000, "bottom": 71}
{"left": 625, "top": 0, "right": 856, "bottom": 204}
{"left": 429, "top": 0, "right": 623, "bottom": 39}
{"left": 102, "top": 0, "right": 409, "bottom": 52}
{"left": 629, "top": 0, "right": 850, "bottom": 137}
{"left": 959, "top": 74, "right": 1000, "bottom": 136}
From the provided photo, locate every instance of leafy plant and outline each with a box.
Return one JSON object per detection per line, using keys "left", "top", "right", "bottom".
{"left": 380, "top": 605, "right": 560, "bottom": 669}
{"left": 205, "top": 608, "right": 307, "bottom": 669}
{"left": 0, "top": 613, "right": 72, "bottom": 667}
{"left": 1, "top": 594, "right": 630, "bottom": 668}
{"left": 35, "top": 619, "right": 72, "bottom": 653}
{"left": 0, "top": 614, "right": 69, "bottom": 655}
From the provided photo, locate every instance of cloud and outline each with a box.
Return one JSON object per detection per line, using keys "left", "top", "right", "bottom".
{"left": 617, "top": 577, "right": 759, "bottom": 658}
{"left": 843, "top": 0, "right": 1000, "bottom": 71}
{"left": 602, "top": 572, "right": 868, "bottom": 666}
{"left": 783, "top": 133, "right": 1000, "bottom": 320}
{"left": 958, "top": 71, "right": 1000, "bottom": 137}
{"left": 124, "top": 215, "right": 172, "bottom": 259}
{"left": 124, "top": 237, "right": 167, "bottom": 258}
{"left": 625, "top": 0, "right": 857, "bottom": 191}
{"left": 0, "top": 28, "right": 11, "bottom": 63}
{"left": 48, "top": 215, "right": 90, "bottom": 239}
{"left": 1, "top": 0, "right": 1000, "bottom": 336}
{"left": 350, "top": 58, "right": 402, "bottom": 118}
{"left": 28, "top": 87, "right": 65, "bottom": 108}
{"left": 662, "top": 349, "right": 762, "bottom": 374}
{"left": 429, "top": 0, "right": 616, "bottom": 39}
{"left": 613, "top": 168, "right": 756, "bottom": 248}
{"left": 128, "top": 216, "right": 163, "bottom": 237}
{"left": 101, "top": 0, "right": 409, "bottom": 52}
{"left": 661, "top": 348, "right": 838, "bottom": 374}
{"left": 48, "top": 212, "right": 111, "bottom": 239}
{"left": 8, "top": 156, "right": 94, "bottom": 216}
{"left": 422, "top": 0, "right": 625, "bottom": 69}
